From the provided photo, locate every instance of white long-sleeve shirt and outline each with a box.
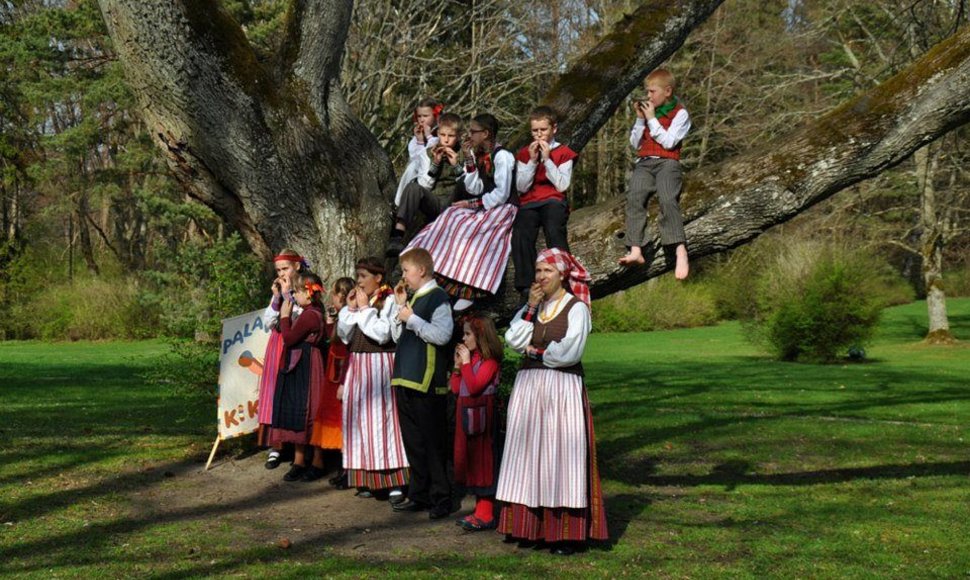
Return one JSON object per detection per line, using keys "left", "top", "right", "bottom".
{"left": 261, "top": 296, "right": 302, "bottom": 329}
{"left": 337, "top": 295, "right": 395, "bottom": 346}
{"left": 394, "top": 135, "right": 441, "bottom": 206}
{"left": 505, "top": 295, "right": 591, "bottom": 368}
{"left": 461, "top": 148, "right": 515, "bottom": 210}
{"left": 515, "top": 141, "right": 574, "bottom": 194}
{"left": 629, "top": 109, "right": 691, "bottom": 153}
{"left": 389, "top": 280, "right": 454, "bottom": 346}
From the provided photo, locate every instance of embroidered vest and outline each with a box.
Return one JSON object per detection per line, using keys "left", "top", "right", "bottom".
{"left": 637, "top": 103, "right": 685, "bottom": 160}
{"left": 521, "top": 297, "right": 584, "bottom": 377}
{"left": 458, "top": 357, "right": 499, "bottom": 397}
{"left": 391, "top": 286, "right": 452, "bottom": 393}
{"left": 453, "top": 146, "right": 511, "bottom": 203}
{"left": 515, "top": 144, "right": 579, "bottom": 205}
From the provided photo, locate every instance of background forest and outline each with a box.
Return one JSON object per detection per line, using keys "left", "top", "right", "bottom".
{"left": 1, "top": 0, "right": 967, "bottom": 342}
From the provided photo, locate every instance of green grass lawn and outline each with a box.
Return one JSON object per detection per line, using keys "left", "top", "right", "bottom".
{"left": 1, "top": 300, "right": 969, "bottom": 578}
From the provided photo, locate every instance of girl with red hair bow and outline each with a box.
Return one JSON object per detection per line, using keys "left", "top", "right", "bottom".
{"left": 272, "top": 272, "right": 330, "bottom": 482}
{"left": 496, "top": 248, "right": 607, "bottom": 555}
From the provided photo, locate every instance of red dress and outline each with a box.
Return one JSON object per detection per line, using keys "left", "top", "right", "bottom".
{"left": 310, "top": 322, "right": 348, "bottom": 450}
{"left": 451, "top": 352, "right": 500, "bottom": 494}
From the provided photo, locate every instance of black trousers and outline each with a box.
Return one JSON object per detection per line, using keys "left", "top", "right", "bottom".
{"left": 511, "top": 200, "right": 570, "bottom": 291}
{"left": 396, "top": 181, "right": 451, "bottom": 228}
{"left": 395, "top": 385, "right": 452, "bottom": 509}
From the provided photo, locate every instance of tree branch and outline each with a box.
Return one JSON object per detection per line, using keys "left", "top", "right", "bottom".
{"left": 535, "top": 0, "right": 726, "bottom": 151}
{"left": 567, "top": 23, "right": 970, "bottom": 298}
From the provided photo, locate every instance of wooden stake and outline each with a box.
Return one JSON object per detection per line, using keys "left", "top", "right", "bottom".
{"left": 204, "top": 436, "right": 221, "bottom": 471}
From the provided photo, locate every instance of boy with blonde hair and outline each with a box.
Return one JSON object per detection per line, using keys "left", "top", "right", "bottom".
{"left": 389, "top": 248, "right": 455, "bottom": 519}
{"left": 620, "top": 68, "right": 691, "bottom": 279}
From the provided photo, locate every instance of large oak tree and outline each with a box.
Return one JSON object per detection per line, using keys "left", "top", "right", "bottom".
{"left": 97, "top": 0, "right": 970, "bottom": 318}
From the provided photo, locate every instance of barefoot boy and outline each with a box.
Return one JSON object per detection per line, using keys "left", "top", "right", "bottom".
{"left": 620, "top": 69, "right": 691, "bottom": 279}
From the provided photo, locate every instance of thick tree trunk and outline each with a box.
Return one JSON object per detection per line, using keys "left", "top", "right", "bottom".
{"left": 97, "top": 0, "right": 396, "bottom": 283}
{"left": 99, "top": 0, "right": 970, "bottom": 321}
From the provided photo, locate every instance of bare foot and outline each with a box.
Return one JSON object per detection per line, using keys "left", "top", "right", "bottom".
{"left": 674, "top": 244, "right": 689, "bottom": 280}
{"left": 618, "top": 247, "right": 645, "bottom": 266}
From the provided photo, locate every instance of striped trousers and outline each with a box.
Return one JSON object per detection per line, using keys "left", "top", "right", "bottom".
{"left": 626, "top": 157, "right": 685, "bottom": 247}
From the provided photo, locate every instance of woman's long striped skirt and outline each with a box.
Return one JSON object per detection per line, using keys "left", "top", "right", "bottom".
{"left": 495, "top": 368, "right": 608, "bottom": 542}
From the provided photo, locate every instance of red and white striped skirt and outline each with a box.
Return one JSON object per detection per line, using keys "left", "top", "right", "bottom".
{"left": 405, "top": 204, "right": 517, "bottom": 295}
{"left": 256, "top": 330, "right": 283, "bottom": 426}
{"left": 496, "top": 368, "right": 589, "bottom": 507}
{"left": 342, "top": 351, "right": 409, "bottom": 472}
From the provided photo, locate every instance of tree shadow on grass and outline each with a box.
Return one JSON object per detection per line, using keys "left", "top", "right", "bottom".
{"left": 640, "top": 459, "right": 970, "bottom": 489}
{"left": 1, "top": 452, "right": 645, "bottom": 576}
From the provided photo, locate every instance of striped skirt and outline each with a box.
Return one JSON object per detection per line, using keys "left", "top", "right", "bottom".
{"left": 495, "top": 368, "right": 608, "bottom": 542}
{"left": 406, "top": 204, "right": 516, "bottom": 295}
{"left": 342, "top": 352, "right": 409, "bottom": 474}
{"left": 256, "top": 330, "right": 283, "bottom": 426}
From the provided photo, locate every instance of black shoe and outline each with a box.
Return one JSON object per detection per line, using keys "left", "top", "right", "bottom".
{"left": 301, "top": 466, "right": 326, "bottom": 482}
{"left": 354, "top": 489, "right": 374, "bottom": 498}
{"left": 392, "top": 499, "right": 427, "bottom": 512}
{"left": 388, "top": 491, "right": 407, "bottom": 505}
{"left": 283, "top": 464, "right": 307, "bottom": 482}
{"left": 428, "top": 503, "right": 453, "bottom": 520}
{"left": 385, "top": 237, "right": 405, "bottom": 258}
{"left": 264, "top": 450, "right": 282, "bottom": 470}
{"left": 328, "top": 471, "right": 347, "bottom": 486}
{"left": 550, "top": 542, "right": 576, "bottom": 556}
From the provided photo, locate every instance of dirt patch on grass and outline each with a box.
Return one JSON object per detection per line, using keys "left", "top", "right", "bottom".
{"left": 130, "top": 451, "right": 514, "bottom": 560}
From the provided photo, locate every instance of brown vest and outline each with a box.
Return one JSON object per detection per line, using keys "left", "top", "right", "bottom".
{"left": 521, "top": 296, "right": 584, "bottom": 376}
{"left": 347, "top": 301, "right": 395, "bottom": 354}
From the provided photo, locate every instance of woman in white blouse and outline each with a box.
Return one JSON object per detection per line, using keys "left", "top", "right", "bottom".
{"left": 495, "top": 248, "right": 608, "bottom": 555}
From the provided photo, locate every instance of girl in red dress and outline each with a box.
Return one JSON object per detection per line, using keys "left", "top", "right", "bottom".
{"left": 273, "top": 273, "right": 328, "bottom": 482}
{"left": 451, "top": 313, "right": 503, "bottom": 531}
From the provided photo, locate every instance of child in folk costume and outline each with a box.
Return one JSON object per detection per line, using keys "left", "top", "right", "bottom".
{"left": 388, "top": 248, "right": 455, "bottom": 519}
{"left": 511, "top": 106, "right": 579, "bottom": 298}
{"left": 309, "top": 277, "right": 354, "bottom": 487}
{"left": 258, "top": 249, "right": 306, "bottom": 470}
{"left": 388, "top": 99, "right": 446, "bottom": 256}
{"left": 619, "top": 68, "right": 691, "bottom": 279}
{"left": 405, "top": 113, "right": 517, "bottom": 311}
{"left": 336, "top": 258, "right": 409, "bottom": 503}
{"left": 451, "top": 313, "right": 502, "bottom": 531}
{"left": 386, "top": 113, "right": 464, "bottom": 257}
{"left": 496, "top": 248, "right": 608, "bottom": 555}
{"left": 272, "top": 272, "right": 329, "bottom": 482}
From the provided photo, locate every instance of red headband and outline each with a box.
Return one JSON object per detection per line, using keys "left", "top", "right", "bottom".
{"left": 274, "top": 254, "right": 302, "bottom": 263}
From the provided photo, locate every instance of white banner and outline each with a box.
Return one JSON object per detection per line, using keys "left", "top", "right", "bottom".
{"left": 217, "top": 309, "right": 271, "bottom": 439}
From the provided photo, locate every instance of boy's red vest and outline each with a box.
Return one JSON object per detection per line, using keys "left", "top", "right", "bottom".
{"left": 515, "top": 144, "right": 578, "bottom": 205}
{"left": 637, "top": 103, "right": 685, "bottom": 160}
